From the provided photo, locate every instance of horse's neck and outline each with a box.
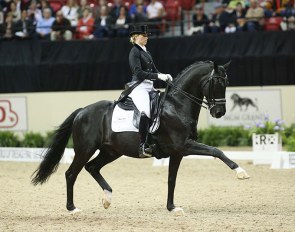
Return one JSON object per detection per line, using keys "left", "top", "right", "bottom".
{"left": 165, "top": 72, "right": 204, "bottom": 122}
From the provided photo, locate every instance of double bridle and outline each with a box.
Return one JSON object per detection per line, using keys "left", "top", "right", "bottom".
{"left": 166, "top": 68, "right": 228, "bottom": 110}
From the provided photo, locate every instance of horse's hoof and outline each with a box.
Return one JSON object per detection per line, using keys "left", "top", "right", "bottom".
{"left": 69, "top": 208, "right": 81, "bottom": 215}
{"left": 102, "top": 189, "right": 112, "bottom": 209}
{"left": 236, "top": 171, "right": 250, "bottom": 180}
{"left": 172, "top": 207, "right": 185, "bottom": 216}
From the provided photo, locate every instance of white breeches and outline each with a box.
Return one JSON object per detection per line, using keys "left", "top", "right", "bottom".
{"left": 129, "top": 80, "right": 154, "bottom": 118}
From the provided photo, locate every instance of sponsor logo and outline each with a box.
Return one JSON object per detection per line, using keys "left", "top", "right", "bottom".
{"left": 230, "top": 93, "right": 258, "bottom": 112}
{"left": 0, "top": 100, "right": 19, "bottom": 128}
{"left": 208, "top": 89, "right": 282, "bottom": 127}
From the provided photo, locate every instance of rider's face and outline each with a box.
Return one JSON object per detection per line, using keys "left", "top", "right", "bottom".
{"left": 136, "top": 34, "right": 148, "bottom": 46}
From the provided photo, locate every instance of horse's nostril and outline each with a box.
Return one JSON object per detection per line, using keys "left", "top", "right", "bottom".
{"left": 216, "top": 112, "right": 223, "bottom": 118}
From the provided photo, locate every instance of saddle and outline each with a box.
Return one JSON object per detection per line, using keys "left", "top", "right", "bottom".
{"left": 117, "top": 90, "right": 161, "bottom": 130}
{"left": 112, "top": 83, "right": 169, "bottom": 159}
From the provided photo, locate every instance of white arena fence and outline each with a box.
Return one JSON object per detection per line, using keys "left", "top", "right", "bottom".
{"left": 0, "top": 147, "right": 294, "bottom": 169}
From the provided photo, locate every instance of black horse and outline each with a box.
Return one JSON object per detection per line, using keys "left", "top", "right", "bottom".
{"left": 32, "top": 61, "right": 249, "bottom": 215}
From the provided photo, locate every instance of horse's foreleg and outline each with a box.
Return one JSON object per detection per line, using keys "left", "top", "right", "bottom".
{"left": 85, "top": 148, "right": 121, "bottom": 209}
{"left": 183, "top": 140, "right": 250, "bottom": 179}
{"left": 230, "top": 104, "right": 236, "bottom": 111}
{"left": 245, "top": 104, "right": 249, "bottom": 111}
{"left": 167, "top": 155, "right": 184, "bottom": 214}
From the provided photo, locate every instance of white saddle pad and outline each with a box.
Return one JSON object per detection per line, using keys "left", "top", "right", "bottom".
{"left": 111, "top": 105, "right": 159, "bottom": 133}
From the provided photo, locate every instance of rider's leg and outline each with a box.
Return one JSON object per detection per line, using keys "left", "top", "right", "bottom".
{"left": 129, "top": 81, "right": 153, "bottom": 157}
{"left": 138, "top": 112, "right": 152, "bottom": 157}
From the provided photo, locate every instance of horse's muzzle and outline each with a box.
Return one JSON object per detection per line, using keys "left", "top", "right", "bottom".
{"left": 210, "top": 105, "right": 226, "bottom": 118}
{"left": 215, "top": 111, "right": 224, "bottom": 118}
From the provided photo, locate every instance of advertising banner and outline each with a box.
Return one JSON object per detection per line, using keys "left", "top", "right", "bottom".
{"left": 208, "top": 89, "right": 282, "bottom": 127}
{"left": 0, "top": 97, "right": 27, "bottom": 131}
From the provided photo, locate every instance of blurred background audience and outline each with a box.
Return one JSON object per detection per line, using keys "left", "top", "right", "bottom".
{"left": 0, "top": 0, "right": 294, "bottom": 41}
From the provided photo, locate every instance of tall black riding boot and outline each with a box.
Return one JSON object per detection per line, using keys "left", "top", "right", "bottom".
{"left": 138, "top": 112, "right": 152, "bottom": 158}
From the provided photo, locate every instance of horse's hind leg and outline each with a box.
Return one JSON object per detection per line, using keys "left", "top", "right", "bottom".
{"left": 65, "top": 150, "right": 95, "bottom": 213}
{"left": 85, "top": 147, "right": 121, "bottom": 209}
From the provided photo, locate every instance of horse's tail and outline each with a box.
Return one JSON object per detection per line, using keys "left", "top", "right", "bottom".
{"left": 31, "top": 108, "right": 82, "bottom": 185}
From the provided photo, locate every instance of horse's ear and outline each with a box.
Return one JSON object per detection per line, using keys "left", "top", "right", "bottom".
{"left": 223, "top": 60, "right": 232, "bottom": 70}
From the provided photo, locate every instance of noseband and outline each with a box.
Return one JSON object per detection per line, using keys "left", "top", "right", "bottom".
{"left": 205, "top": 69, "right": 228, "bottom": 110}
{"left": 166, "top": 67, "right": 228, "bottom": 110}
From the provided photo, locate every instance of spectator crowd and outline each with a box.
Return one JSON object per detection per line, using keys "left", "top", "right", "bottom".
{"left": 0, "top": 0, "right": 294, "bottom": 40}
{"left": 188, "top": 0, "right": 295, "bottom": 35}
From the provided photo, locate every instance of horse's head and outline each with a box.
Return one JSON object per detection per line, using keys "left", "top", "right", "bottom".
{"left": 202, "top": 61, "right": 230, "bottom": 118}
{"left": 231, "top": 93, "right": 239, "bottom": 101}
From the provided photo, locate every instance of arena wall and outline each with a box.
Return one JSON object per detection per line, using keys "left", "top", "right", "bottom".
{"left": 0, "top": 85, "right": 295, "bottom": 134}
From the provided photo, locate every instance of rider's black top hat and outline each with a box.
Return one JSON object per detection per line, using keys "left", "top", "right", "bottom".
{"left": 129, "top": 25, "right": 150, "bottom": 36}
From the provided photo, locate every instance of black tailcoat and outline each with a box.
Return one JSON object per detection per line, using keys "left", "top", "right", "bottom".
{"left": 129, "top": 44, "right": 159, "bottom": 82}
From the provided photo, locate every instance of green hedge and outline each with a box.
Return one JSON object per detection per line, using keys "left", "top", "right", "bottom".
{"left": 0, "top": 131, "right": 21, "bottom": 147}
{"left": 0, "top": 131, "right": 74, "bottom": 148}
{"left": 197, "top": 126, "right": 252, "bottom": 147}
{"left": 0, "top": 124, "right": 294, "bottom": 150}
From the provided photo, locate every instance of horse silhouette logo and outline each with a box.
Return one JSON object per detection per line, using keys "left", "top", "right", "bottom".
{"left": 230, "top": 93, "right": 258, "bottom": 111}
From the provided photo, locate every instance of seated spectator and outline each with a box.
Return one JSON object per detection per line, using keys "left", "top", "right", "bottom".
{"left": 244, "top": 0, "right": 265, "bottom": 31}
{"left": 261, "top": 1, "right": 275, "bottom": 18}
{"left": 76, "top": 7, "right": 94, "bottom": 39}
{"left": 109, "top": 0, "right": 124, "bottom": 23}
{"left": 188, "top": 4, "right": 209, "bottom": 35}
{"left": 147, "top": 0, "right": 165, "bottom": 21}
{"left": 0, "top": 12, "right": 14, "bottom": 39}
{"left": 132, "top": 3, "right": 148, "bottom": 23}
{"left": 92, "top": 0, "right": 108, "bottom": 20}
{"left": 12, "top": 0, "right": 28, "bottom": 13}
{"left": 113, "top": 6, "right": 130, "bottom": 37}
{"left": 13, "top": 10, "right": 35, "bottom": 39}
{"left": 27, "top": 0, "right": 42, "bottom": 25}
{"left": 207, "top": 2, "right": 225, "bottom": 33}
{"left": 36, "top": 8, "right": 55, "bottom": 39}
{"left": 228, "top": 0, "right": 245, "bottom": 9}
{"left": 40, "top": 0, "right": 55, "bottom": 16}
{"left": 93, "top": 5, "right": 112, "bottom": 38}
{"left": 220, "top": 4, "right": 238, "bottom": 33}
{"left": 129, "top": 0, "right": 147, "bottom": 19}
{"left": 9, "top": 1, "right": 21, "bottom": 23}
{"left": 235, "top": 2, "right": 246, "bottom": 31}
{"left": 77, "top": 0, "right": 89, "bottom": 19}
{"left": 146, "top": 0, "right": 166, "bottom": 35}
{"left": 61, "top": 0, "right": 79, "bottom": 27}
{"left": 51, "top": 10, "right": 72, "bottom": 40}
{"left": 280, "top": 1, "right": 295, "bottom": 30}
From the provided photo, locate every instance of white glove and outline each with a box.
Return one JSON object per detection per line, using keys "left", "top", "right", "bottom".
{"left": 158, "top": 73, "right": 173, "bottom": 82}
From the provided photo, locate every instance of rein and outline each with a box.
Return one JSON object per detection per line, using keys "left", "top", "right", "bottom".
{"left": 166, "top": 81, "right": 208, "bottom": 109}
{"left": 166, "top": 68, "right": 227, "bottom": 110}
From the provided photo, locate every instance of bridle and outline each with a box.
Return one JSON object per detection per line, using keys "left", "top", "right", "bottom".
{"left": 166, "top": 67, "right": 228, "bottom": 110}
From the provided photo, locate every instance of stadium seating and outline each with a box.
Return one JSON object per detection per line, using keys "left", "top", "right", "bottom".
{"left": 264, "top": 17, "right": 283, "bottom": 31}
{"left": 49, "top": 0, "right": 63, "bottom": 12}
{"left": 165, "top": 0, "right": 181, "bottom": 35}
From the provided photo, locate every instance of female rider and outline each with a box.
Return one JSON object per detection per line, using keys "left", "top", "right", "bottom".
{"left": 128, "top": 24, "right": 172, "bottom": 158}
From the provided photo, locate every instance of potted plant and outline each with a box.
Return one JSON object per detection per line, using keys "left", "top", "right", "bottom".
{"left": 247, "top": 114, "right": 284, "bottom": 151}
